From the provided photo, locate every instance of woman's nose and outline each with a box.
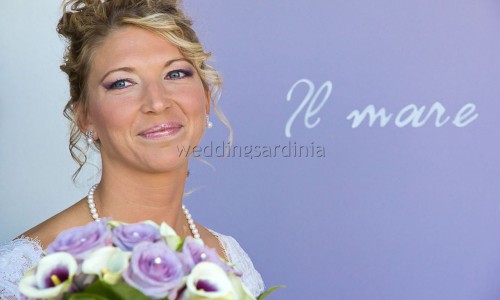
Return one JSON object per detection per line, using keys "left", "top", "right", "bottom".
{"left": 141, "top": 81, "right": 172, "bottom": 113}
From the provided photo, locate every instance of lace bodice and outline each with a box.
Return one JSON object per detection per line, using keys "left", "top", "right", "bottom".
{"left": 0, "top": 238, "right": 44, "bottom": 300}
{"left": 0, "top": 232, "right": 265, "bottom": 299}
{"left": 210, "top": 230, "right": 265, "bottom": 297}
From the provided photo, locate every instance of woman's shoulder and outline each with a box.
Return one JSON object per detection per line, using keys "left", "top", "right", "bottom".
{"left": 208, "top": 229, "right": 266, "bottom": 297}
{"left": 0, "top": 237, "right": 44, "bottom": 299}
{"left": 20, "top": 198, "right": 89, "bottom": 248}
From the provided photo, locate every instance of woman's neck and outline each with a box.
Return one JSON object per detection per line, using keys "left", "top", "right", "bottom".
{"left": 91, "top": 162, "right": 189, "bottom": 236}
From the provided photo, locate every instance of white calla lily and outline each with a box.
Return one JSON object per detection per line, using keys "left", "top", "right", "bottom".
{"left": 228, "top": 272, "right": 256, "bottom": 300}
{"left": 82, "top": 246, "right": 131, "bottom": 284}
{"left": 180, "top": 261, "right": 254, "bottom": 300}
{"left": 160, "top": 222, "right": 183, "bottom": 250}
{"left": 142, "top": 220, "right": 160, "bottom": 227}
{"left": 107, "top": 220, "right": 125, "bottom": 228}
{"left": 19, "top": 252, "right": 77, "bottom": 299}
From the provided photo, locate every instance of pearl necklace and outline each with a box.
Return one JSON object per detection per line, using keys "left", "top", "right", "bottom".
{"left": 87, "top": 184, "right": 201, "bottom": 239}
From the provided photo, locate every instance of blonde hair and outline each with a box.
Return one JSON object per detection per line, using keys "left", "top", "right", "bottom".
{"left": 57, "top": 0, "right": 231, "bottom": 180}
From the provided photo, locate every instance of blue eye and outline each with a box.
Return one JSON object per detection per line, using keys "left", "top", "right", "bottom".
{"left": 167, "top": 69, "right": 193, "bottom": 80}
{"left": 106, "top": 79, "right": 134, "bottom": 90}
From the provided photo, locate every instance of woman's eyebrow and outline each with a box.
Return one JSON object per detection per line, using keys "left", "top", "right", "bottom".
{"left": 165, "top": 58, "right": 192, "bottom": 67}
{"left": 99, "top": 58, "right": 193, "bottom": 83}
{"left": 99, "top": 67, "right": 135, "bottom": 84}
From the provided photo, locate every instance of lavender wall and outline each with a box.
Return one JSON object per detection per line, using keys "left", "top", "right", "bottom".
{"left": 183, "top": 1, "right": 500, "bottom": 299}
{"left": 1, "top": 1, "right": 499, "bottom": 299}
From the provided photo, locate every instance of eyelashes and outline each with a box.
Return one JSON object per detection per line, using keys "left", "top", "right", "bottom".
{"left": 104, "top": 79, "right": 135, "bottom": 90}
{"left": 167, "top": 69, "right": 194, "bottom": 80}
{"left": 103, "top": 69, "right": 194, "bottom": 91}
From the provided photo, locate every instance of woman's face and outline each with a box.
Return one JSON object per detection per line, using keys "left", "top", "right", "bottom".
{"left": 85, "top": 26, "right": 209, "bottom": 174}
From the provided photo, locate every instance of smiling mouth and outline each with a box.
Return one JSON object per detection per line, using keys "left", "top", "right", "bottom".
{"left": 139, "top": 123, "right": 183, "bottom": 139}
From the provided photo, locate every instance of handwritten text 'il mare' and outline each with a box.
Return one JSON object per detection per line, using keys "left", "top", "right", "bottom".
{"left": 285, "top": 79, "right": 478, "bottom": 138}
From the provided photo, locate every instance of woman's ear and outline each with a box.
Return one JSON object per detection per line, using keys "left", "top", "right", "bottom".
{"left": 205, "top": 89, "right": 211, "bottom": 114}
{"left": 74, "top": 102, "right": 99, "bottom": 141}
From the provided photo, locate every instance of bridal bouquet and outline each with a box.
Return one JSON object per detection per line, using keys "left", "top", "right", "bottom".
{"left": 18, "top": 220, "right": 280, "bottom": 300}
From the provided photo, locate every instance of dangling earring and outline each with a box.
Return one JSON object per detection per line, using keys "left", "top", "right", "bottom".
{"left": 85, "top": 130, "right": 94, "bottom": 145}
{"left": 206, "top": 115, "right": 213, "bottom": 129}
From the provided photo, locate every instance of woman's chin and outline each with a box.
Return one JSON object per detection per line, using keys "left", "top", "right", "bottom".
{"left": 136, "top": 156, "right": 190, "bottom": 175}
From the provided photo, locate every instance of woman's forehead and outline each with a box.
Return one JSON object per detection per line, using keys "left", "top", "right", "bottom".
{"left": 89, "top": 27, "right": 185, "bottom": 76}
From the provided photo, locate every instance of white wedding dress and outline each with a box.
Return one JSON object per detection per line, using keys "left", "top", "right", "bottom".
{"left": 0, "top": 231, "right": 265, "bottom": 299}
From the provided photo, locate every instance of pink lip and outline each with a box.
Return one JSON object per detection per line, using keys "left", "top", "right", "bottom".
{"left": 139, "top": 122, "right": 183, "bottom": 139}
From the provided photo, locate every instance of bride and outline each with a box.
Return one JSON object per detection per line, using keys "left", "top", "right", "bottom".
{"left": 0, "top": 0, "right": 264, "bottom": 299}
